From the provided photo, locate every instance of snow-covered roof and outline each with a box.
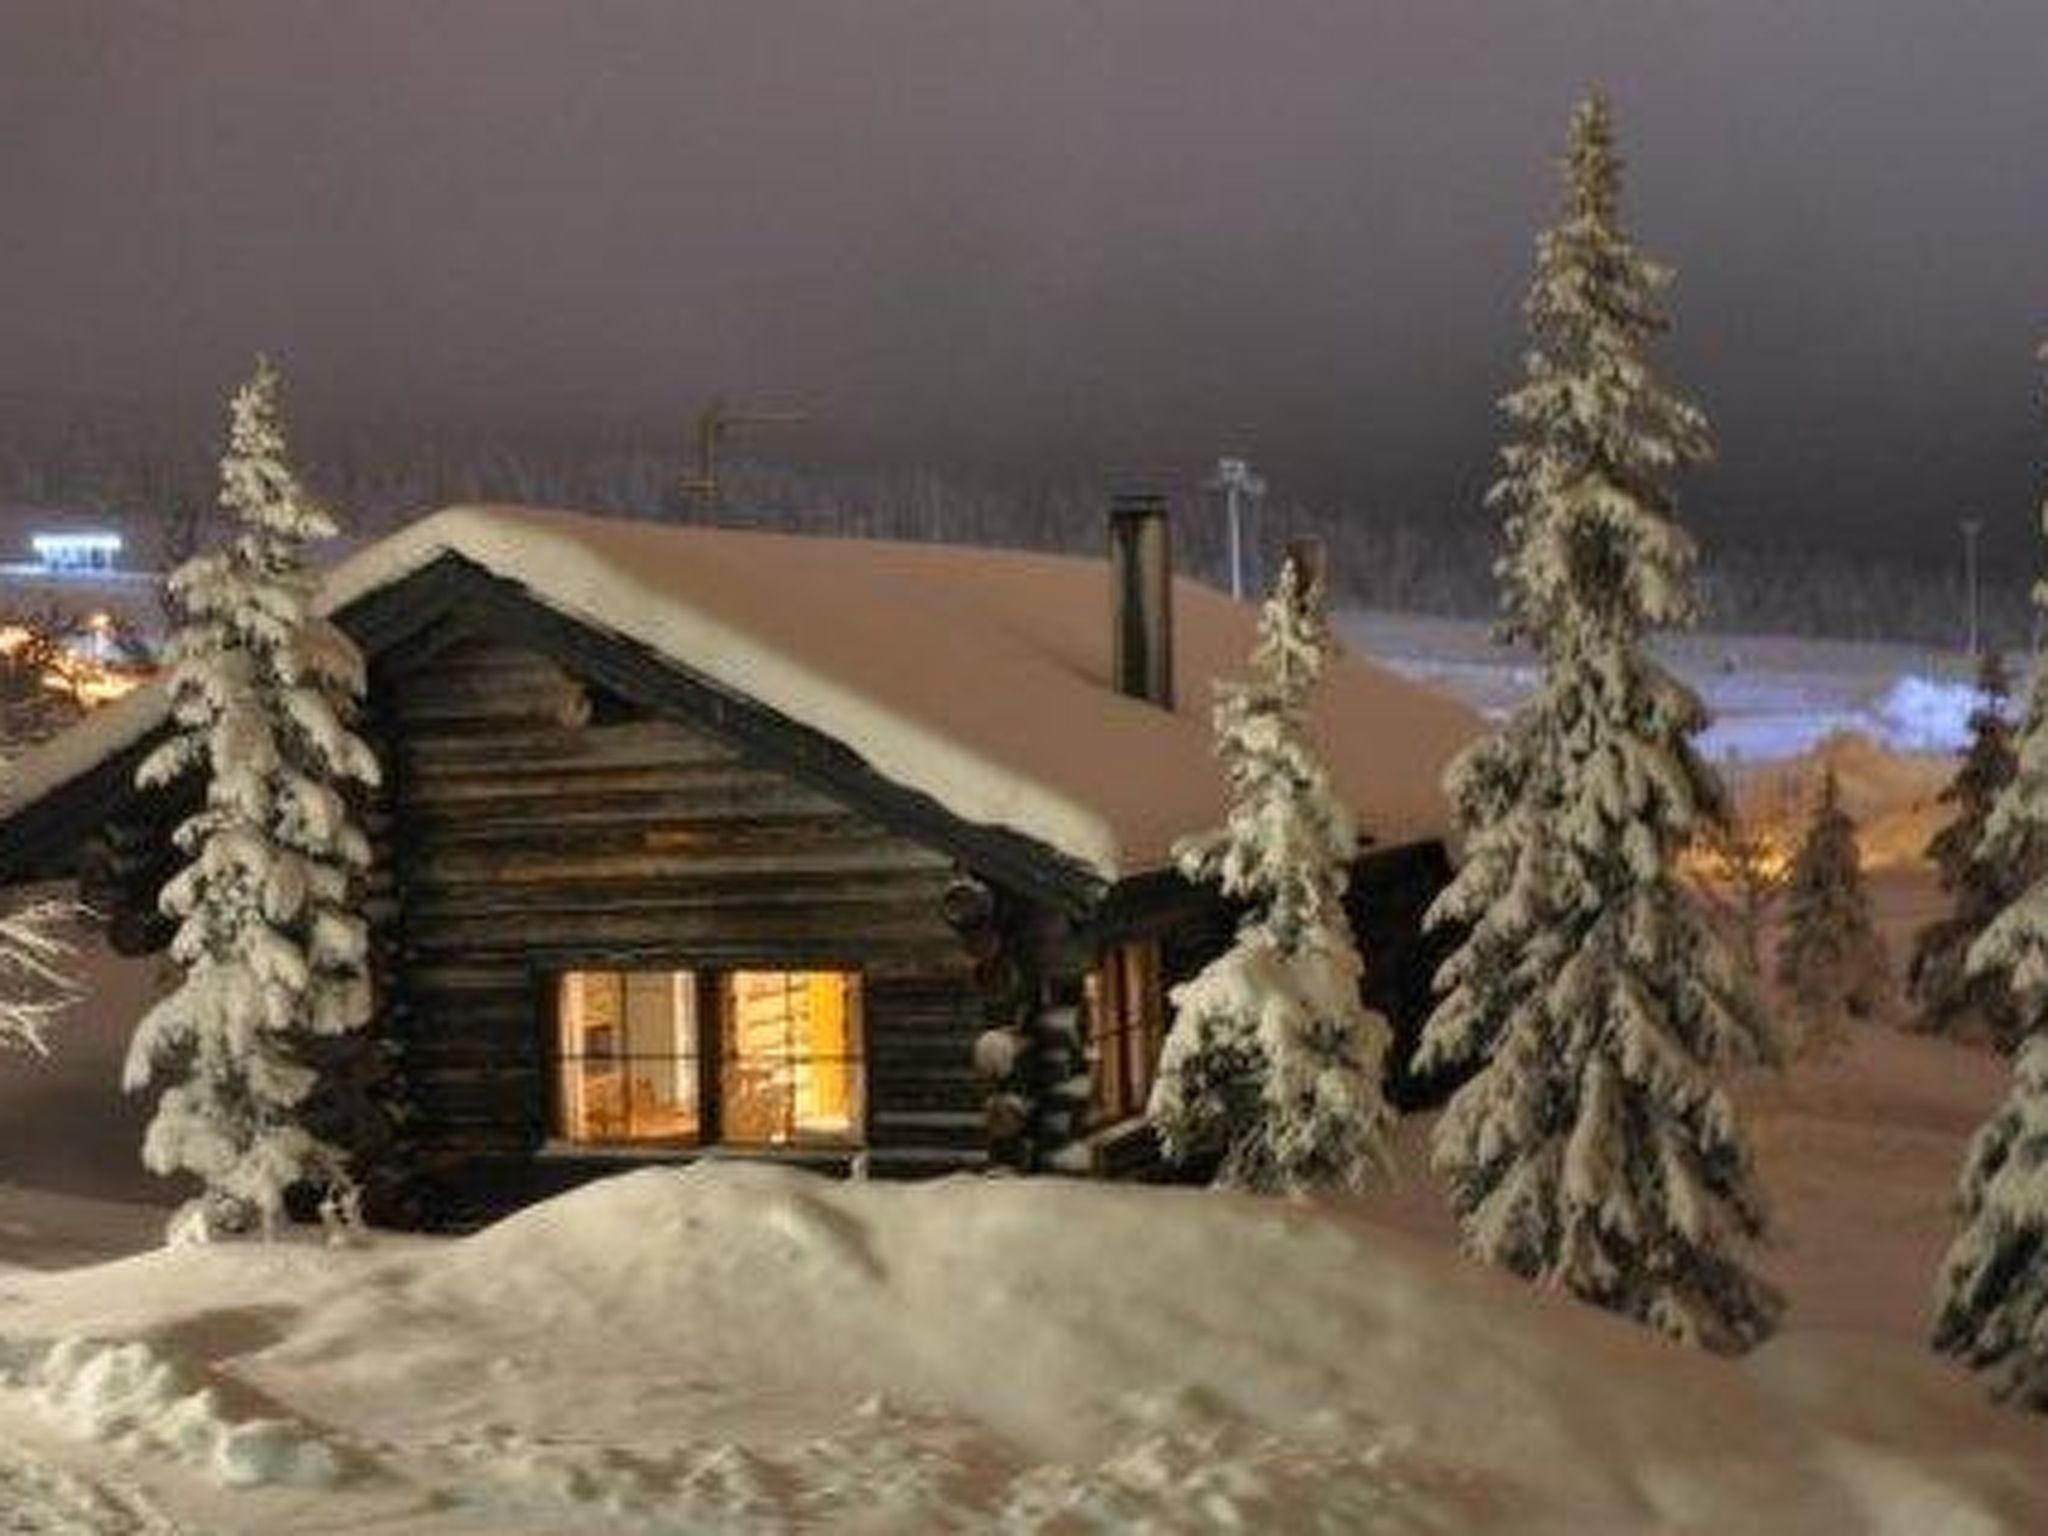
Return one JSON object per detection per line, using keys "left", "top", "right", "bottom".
{"left": 2, "top": 505, "right": 1481, "bottom": 882}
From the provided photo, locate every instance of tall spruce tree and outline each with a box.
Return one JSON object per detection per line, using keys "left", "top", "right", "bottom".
{"left": 1934, "top": 507, "right": 2048, "bottom": 1409}
{"left": 1415, "top": 93, "right": 1781, "bottom": 1352}
{"left": 1775, "top": 769, "right": 1891, "bottom": 1054}
{"left": 1147, "top": 550, "right": 1395, "bottom": 1194}
{"left": 1911, "top": 650, "right": 2033, "bottom": 1050}
{"left": 124, "top": 359, "right": 381, "bottom": 1243}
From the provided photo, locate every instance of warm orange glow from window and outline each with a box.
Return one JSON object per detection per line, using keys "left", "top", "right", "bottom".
{"left": 551, "top": 968, "right": 863, "bottom": 1147}
{"left": 721, "top": 971, "right": 864, "bottom": 1145}
{"left": 554, "top": 971, "right": 702, "bottom": 1143}
{"left": 1087, "top": 940, "right": 1165, "bottom": 1126}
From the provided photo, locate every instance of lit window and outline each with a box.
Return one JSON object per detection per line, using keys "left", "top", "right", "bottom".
{"left": 1086, "top": 940, "right": 1165, "bottom": 1125}
{"left": 553, "top": 971, "right": 702, "bottom": 1143}
{"left": 550, "top": 969, "right": 864, "bottom": 1147}
{"left": 722, "top": 971, "right": 864, "bottom": 1145}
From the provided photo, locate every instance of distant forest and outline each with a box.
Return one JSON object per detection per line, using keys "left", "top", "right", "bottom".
{"left": 0, "top": 410, "right": 2029, "bottom": 652}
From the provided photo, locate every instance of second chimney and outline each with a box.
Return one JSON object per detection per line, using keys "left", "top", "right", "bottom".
{"left": 1109, "top": 490, "right": 1174, "bottom": 710}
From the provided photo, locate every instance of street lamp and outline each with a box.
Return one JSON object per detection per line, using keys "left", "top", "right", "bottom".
{"left": 1208, "top": 456, "right": 1267, "bottom": 601}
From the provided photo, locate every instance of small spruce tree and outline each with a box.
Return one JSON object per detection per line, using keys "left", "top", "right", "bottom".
{"left": 1910, "top": 650, "right": 2034, "bottom": 1050}
{"left": 1147, "top": 549, "right": 1394, "bottom": 1194}
{"left": 124, "top": 358, "right": 381, "bottom": 1243}
{"left": 1415, "top": 93, "right": 1781, "bottom": 1352}
{"left": 1775, "top": 769, "right": 1891, "bottom": 1053}
{"left": 1934, "top": 502, "right": 2048, "bottom": 1409}
{"left": 1693, "top": 753, "right": 1789, "bottom": 979}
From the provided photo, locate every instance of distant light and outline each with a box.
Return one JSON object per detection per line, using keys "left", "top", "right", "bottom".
{"left": 30, "top": 532, "right": 122, "bottom": 572}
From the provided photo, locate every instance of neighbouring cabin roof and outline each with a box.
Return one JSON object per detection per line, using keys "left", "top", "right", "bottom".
{"left": 0, "top": 504, "right": 1480, "bottom": 885}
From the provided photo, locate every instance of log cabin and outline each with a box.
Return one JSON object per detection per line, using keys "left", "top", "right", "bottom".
{"left": 0, "top": 500, "right": 1479, "bottom": 1227}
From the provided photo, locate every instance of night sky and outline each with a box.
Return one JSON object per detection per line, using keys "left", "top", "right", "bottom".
{"left": 4, "top": 1, "right": 2047, "bottom": 565}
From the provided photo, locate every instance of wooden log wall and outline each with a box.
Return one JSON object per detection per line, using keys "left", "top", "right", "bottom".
{"left": 1345, "top": 839, "right": 1463, "bottom": 1109}
{"left": 375, "top": 630, "right": 991, "bottom": 1222}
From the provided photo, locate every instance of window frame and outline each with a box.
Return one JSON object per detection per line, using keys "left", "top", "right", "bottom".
{"left": 1084, "top": 936, "right": 1166, "bottom": 1129}
{"left": 538, "top": 959, "right": 870, "bottom": 1154}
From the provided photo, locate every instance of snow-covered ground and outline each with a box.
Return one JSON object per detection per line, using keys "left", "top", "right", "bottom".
{"left": 0, "top": 621, "right": 2039, "bottom": 1531}
{"left": 0, "top": 992, "right": 2040, "bottom": 1533}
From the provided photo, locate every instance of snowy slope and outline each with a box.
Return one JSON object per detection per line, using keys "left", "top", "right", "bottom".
{"left": 1343, "top": 608, "right": 1983, "bottom": 866}
{"left": 1342, "top": 608, "right": 1995, "bottom": 762}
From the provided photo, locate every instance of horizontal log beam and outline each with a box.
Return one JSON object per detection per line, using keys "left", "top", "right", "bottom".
{"left": 400, "top": 791, "right": 807, "bottom": 838}
{"left": 403, "top": 871, "right": 951, "bottom": 920}
{"left": 405, "top": 839, "right": 954, "bottom": 887}
{"left": 403, "top": 905, "right": 958, "bottom": 957}
{"left": 399, "top": 720, "right": 739, "bottom": 775}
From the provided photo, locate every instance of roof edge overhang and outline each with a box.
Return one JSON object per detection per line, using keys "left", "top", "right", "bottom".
{"left": 0, "top": 552, "right": 1114, "bottom": 916}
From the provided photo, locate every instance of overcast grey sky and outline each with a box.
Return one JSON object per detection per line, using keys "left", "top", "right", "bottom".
{"left": 3, "top": 1, "right": 2046, "bottom": 560}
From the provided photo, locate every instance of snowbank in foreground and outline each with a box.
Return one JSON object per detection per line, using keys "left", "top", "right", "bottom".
{"left": 3, "top": 1334, "right": 339, "bottom": 1490}
{"left": 0, "top": 1095, "right": 2041, "bottom": 1534}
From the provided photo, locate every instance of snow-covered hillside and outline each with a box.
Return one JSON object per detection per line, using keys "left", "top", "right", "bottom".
{"left": 1342, "top": 609, "right": 1998, "bottom": 762}
{"left": 1344, "top": 608, "right": 1984, "bottom": 865}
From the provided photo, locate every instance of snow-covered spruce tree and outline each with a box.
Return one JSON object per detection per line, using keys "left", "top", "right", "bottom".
{"left": 1775, "top": 770, "right": 1891, "bottom": 1054}
{"left": 1935, "top": 532, "right": 2048, "bottom": 1408}
{"left": 1911, "top": 650, "right": 2033, "bottom": 1050}
{"left": 1934, "top": 1030, "right": 2048, "bottom": 1410}
{"left": 1414, "top": 93, "right": 1782, "bottom": 1352}
{"left": 1147, "top": 550, "right": 1394, "bottom": 1194}
{"left": 125, "top": 358, "right": 381, "bottom": 1243}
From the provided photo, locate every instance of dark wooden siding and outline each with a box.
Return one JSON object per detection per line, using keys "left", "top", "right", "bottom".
{"left": 376, "top": 630, "right": 988, "bottom": 1221}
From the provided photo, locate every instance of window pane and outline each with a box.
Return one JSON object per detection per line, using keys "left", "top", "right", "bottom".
{"left": 721, "top": 971, "right": 864, "bottom": 1145}
{"left": 1122, "top": 943, "right": 1163, "bottom": 1108}
{"left": 1086, "top": 965, "right": 1125, "bottom": 1122}
{"left": 554, "top": 970, "right": 700, "bottom": 1143}
{"left": 1087, "top": 940, "right": 1164, "bottom": 1125}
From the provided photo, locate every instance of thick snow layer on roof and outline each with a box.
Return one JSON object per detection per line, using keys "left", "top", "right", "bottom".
{"left": 7, "top": 506, "right": 1479, "bottom": 879}
{"left": 334, "top": 506, "right": 1479, "bottom": 875}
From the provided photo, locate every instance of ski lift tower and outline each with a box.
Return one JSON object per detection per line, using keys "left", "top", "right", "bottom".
{"left": 1208, "top": 456, "right": 1266, "bottom": 601}
{"left": 678, "top": 398, "right": 809, "bottom": 506}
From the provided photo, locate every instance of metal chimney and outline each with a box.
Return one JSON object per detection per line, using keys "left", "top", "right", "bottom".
{"left": 1109, "top": 490, "right": 1174, "bottom": 709}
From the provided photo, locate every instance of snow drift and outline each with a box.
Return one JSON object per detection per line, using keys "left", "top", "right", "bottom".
{"left": 0, "top": 1140, "right": 2042, "bottom": 1533}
